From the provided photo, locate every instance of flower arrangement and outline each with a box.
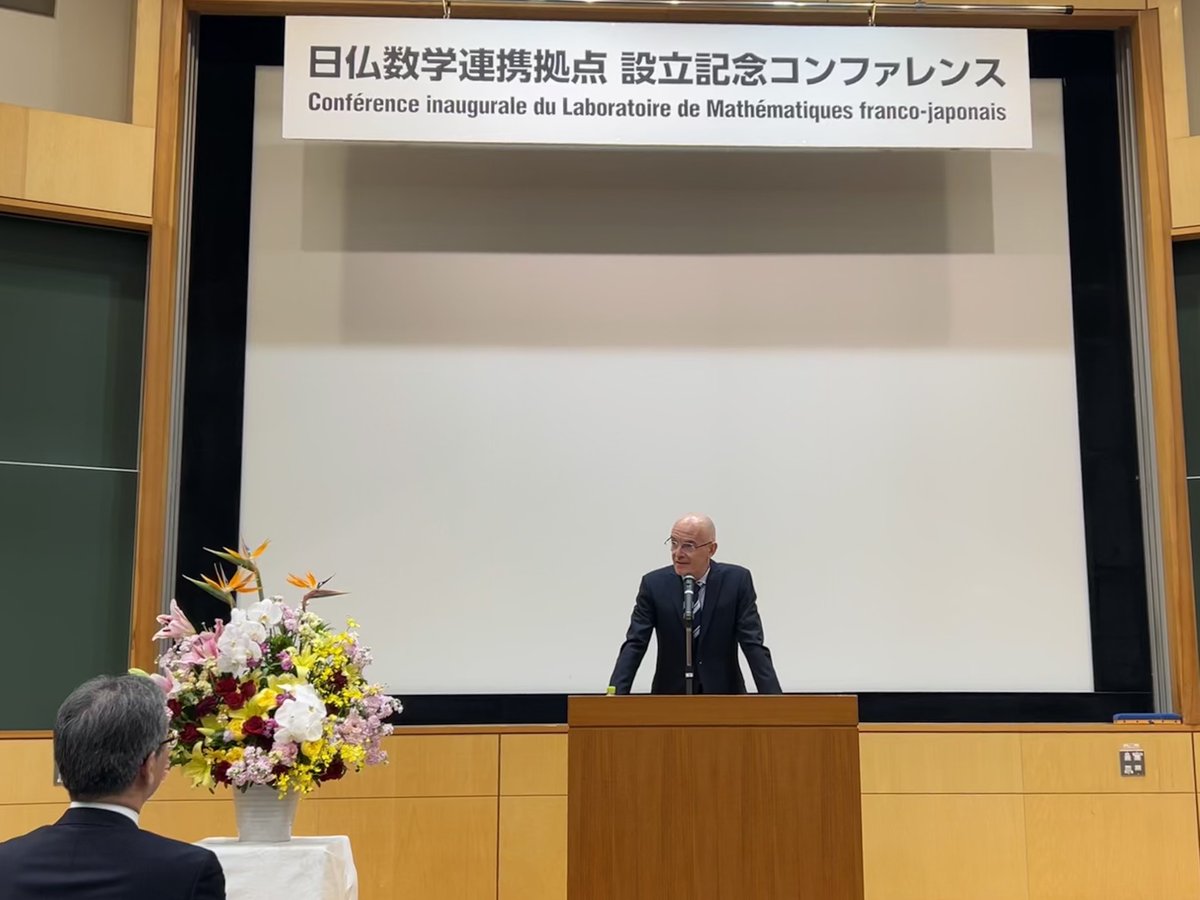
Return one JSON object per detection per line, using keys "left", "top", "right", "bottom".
{"left": 141, "top": 541, "right": 397, "bottom": 795}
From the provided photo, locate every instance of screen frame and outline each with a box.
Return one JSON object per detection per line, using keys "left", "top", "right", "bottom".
{"left": 175, "top": 16, "right": 1152, "bottom": 723}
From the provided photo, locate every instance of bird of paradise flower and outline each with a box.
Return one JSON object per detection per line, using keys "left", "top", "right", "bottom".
{"left": 286, "top": 570, "right": 347, "bottom": 611}
{"left": 183, "top": 539, "right": 346, "bottom": 611}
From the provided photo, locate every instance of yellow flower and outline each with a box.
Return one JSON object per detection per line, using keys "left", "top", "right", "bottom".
{"left": 301, "top": 739, "right": 325, "bottom": 761}
{"left": 290, "top": 652, "right": 317, "bottom": 680}
{"left": 182, "top": 743, "right": 214, "bottom": 790}
{"left": 267, "top": 673, "right": 303, "bottom": 691}
{"left": 246, "top": 688, "right": 278, "bottom": 719}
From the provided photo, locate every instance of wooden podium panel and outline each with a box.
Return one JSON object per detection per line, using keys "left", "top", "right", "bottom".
{"left": 568, "top": 696, "right": 863, "bottom": 900}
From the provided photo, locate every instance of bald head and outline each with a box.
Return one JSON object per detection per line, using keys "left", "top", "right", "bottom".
{"left": 672, "top": 514, "right": 716, "bottom": 543}
{"left": 668, "top": 514, "right": 718, "bottom": 578}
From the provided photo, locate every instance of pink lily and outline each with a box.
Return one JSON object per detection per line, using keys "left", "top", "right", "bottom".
{"left": 153, "top": 599, "right": 197, "bottom": 641}
{"left": 178, "top": 619, "right": 223, "bottom": 666}
{"left": 148, "top": 670, "right": 176, "bottom": 695}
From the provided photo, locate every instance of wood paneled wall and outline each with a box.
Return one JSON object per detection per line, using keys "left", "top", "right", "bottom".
{"left": 0, "top": 0, "right": 159, "bottom": 226}
{"left": 7, "top": 727, "right": 1200, "bottom": 900}
{"left": 0, "top": 105, "right": 154, "bottom": 222}
{"left": 860, "top": 727, "right": 1200, "bottom": 900}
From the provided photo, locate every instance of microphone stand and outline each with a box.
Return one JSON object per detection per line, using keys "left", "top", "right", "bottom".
{"left": 683, "top": 576, "right": 695, "bottom": 695}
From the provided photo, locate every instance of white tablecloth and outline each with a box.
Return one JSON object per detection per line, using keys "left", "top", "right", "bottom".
{"left": 196, "top": 835, "right": 357, "bottom": 900}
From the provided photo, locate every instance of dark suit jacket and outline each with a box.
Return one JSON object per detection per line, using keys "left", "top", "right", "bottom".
{"left": 609, "top": 560, "right": 782, "bottom": 694}
{"left": 0, "top": 807, "right": 225, "bottom": 900}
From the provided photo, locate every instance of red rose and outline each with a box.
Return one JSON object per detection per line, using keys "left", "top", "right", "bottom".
{"left": 194, "top": 695, "right": 219, "bottom": 717}
{"left": 319, "top": 757, "right": 346, "bottom": 783}
{"left": 167, "top": 699, "right": 182, "bottom": 717}
{"left": 240, "top": 681, "right": 257, "bottom": 700}
{"left": 213, "top": 761, "right": 231, "bottom": 784}
{"left": 272, "top": 764, "right": 290, "bottom": 777}
{"left": 225, "top": 691, "right": 245, "bottom": 711}
{"left": 215, "top": 677, "right": 238, "bottom": 696}
{"left": 331, "top": 672, "right": 347, "bottom": 690}
{"left": 179, "top": 723, "right": 202, "bottom": 746}
{"left": 242, "top": 716, "right": 267, "bottom": 736}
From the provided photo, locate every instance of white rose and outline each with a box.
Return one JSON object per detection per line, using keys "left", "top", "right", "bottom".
{"left": 273, "top": 684, "right": 327, "bottom": 743}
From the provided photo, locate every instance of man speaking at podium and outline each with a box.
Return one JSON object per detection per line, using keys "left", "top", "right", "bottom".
{"left": 608, "top": 514, "right": 782, "bottom": 695}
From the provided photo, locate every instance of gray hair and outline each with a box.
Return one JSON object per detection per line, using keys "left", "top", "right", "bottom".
{"left": 54, "top": 675, "right": 168, "bottom": 801}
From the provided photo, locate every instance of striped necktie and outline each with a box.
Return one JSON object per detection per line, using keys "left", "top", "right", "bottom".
{"left": 692, "top": 580, "right": 705, "bottom": 640}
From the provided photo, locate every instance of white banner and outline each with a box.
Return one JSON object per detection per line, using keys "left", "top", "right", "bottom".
{"left": 283, "top": 17, "right": 1031, "bottom": 149}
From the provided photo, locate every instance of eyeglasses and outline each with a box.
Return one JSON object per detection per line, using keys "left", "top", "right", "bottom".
{"left": 665, "top": 538, "right": 714, "bottom": 554}
{"left": 145, "top": 729, "right": 177, "bottom": 764}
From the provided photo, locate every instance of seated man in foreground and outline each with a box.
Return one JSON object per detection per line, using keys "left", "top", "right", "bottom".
{"left": 0, "top": 674, "right": 225, "bottom": 900}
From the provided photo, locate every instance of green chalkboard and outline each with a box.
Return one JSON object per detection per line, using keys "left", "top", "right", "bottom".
{"left": 0, "top": 214, "right": 147, "bottom": 730}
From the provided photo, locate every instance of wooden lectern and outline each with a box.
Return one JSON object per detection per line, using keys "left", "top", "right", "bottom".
{"left": 567, "top": 695, "right": 863, "bottom": 900}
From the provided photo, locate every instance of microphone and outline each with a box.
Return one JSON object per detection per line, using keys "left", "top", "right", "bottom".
{"left": 682, "top": 574, "right": 696, "bottom": 695}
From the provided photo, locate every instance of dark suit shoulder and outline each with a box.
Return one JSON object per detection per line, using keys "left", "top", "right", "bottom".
{"left": 711, "top": 560, "right": 752, "bottom": 583}
{"left": 643, "top": 561, "right": 752, "bottom": 584}
{"left": 94, "top": 827, "right": 223, "bottom": 894}
{"left": 0, "top": 815, "right": 223, "bottom": 900}
{"left": 1, "top": 819, "right": 218, "bottom": 868}
{"left": 0, "top": 825, "right": 54, "bottom": 857}
{"left": 126, "top": 827, "right": 221, "bottom": 867}
{"left": 643, "top": 564, "right": 679, "bottom": 583}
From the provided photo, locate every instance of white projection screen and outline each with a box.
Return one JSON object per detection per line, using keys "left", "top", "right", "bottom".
{"left": 241, "top": 68, "right": 1093, "bottom": 696}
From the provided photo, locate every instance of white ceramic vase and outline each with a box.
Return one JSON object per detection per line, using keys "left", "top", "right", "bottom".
{"left": 232, "top": 784, "right": 300, "bottom": 842}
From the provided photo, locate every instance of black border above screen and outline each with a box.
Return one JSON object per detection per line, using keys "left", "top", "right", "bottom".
{"left": 177, "top": 17, "right": 1153, "bottom": 724}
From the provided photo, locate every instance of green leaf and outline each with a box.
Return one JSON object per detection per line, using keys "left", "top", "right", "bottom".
{"left": 203, "top": 547, "right": 248, "bottom": 569}
{"left": 183, "top": 575, "right": 234, "bottom": 606}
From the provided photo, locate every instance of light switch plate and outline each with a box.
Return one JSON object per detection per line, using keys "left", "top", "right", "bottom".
{"left": 1119, "top": 744, "right": 1146, "bottom": 778}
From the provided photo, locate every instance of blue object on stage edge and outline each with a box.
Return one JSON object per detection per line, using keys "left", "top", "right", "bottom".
{"left": 1112, "top": 712, "right": 1183, "bottom": 723}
